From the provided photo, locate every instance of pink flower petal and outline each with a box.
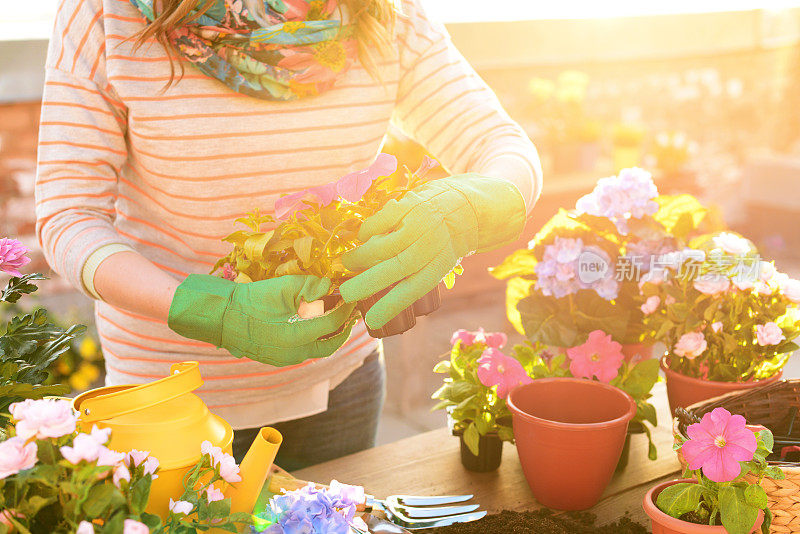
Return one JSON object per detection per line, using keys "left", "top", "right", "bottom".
{"left": 336, "top": 153, "right": 397, "bottom": 202}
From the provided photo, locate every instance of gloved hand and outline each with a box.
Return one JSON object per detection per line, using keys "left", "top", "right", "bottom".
{"left": 168, "top": 274, "right": 356, "bottom": 366}
{"left": 339, "top": 174, "right": 526, "bottom": 329}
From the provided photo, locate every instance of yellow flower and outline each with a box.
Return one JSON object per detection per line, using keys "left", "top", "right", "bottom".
{"left": 79, "top": 337, "right": 100, "bottom": 361}
{"left": 69, "top": 363, "right": 100, "bottom": 392}
{"left": 314, "top": 41, "right": 347, "bottom": 72}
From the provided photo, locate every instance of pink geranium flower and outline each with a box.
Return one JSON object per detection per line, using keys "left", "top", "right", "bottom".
{"left": 0, "top": 238, "right": 31, "bottom": 277}
{"left": 693, "top": 276, "right": 731, "bottom": 295}
{"left": 477, "top": 348, "right": 532, "bottom": 399}
{"left": 681, "top": 407, "right": 757, "bottom": 482}
{"left": 206, "top": 483, "right": 225, "bottom": 503}
{"left": 169, "top": 499, "right": 194, "bottom": 515}
{"left": 565, "top": 330, "right": 625, "bottom": 383}
{"left": 640, "top": 295, "right": 660, "bottom": 315}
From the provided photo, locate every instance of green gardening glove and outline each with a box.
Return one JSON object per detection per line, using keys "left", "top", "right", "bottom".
{"left": 168, "top": 274, "right": 356, "bottom": 366}
{"left": 339, "top": 174, "right": 526, "bottom": 329}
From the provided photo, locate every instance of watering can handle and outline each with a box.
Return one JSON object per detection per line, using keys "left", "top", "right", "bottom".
{"left": 79, "top": 361, "right": 203, "bottom": 424}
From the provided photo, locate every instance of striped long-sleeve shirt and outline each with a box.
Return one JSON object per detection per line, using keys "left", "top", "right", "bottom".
{"left": 35, "top": 0, "right": 540, "bottom": 429}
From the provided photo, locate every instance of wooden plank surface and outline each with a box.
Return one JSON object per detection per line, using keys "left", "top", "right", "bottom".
{"left": 294, "top": 383, "right": 681, "bottom": 526}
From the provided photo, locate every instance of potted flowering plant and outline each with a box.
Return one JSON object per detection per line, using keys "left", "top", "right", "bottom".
{"left": 431, "top": 329, "right": 524, "bottom": 472}
{"left": 491, "top": 167, "right": 723, "bottom": 353}
{"left": 433, "top": 327, "right": 661, "bottom": 470}
{"left": 514, "top": 329, "right": 661, "bottom": 466}
{"left": 639, "top": 233, "right": 800, "bottom": 413}
{"left": 0, "top": 238, "right": 84, "bottom": 416}
{"left": 214, "top": 155, "right": 460, "bottom": 338}
{"left": 0, "top": 398, "right": 252, "bottom": 533}
{"left": 643, "top": 407, "right": 782, "bottom": 534}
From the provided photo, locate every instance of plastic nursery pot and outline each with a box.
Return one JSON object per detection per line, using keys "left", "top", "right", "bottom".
{"left": 660, "top": 356, "right": 783, "bottom": 416}
{"left": 507, "top": 378, "right": 636, "bottom": 511}
{"left": 356, "top": 286, "right": 416, "bottom": 338}
{"left": 615, "top": 421, "right": 645, "bottom": 473}
{"left": 411, "top": 284, "right": 442, "bottom": 317}
{"left": 643, "top": 479, "right": 764, "bottom": 534}
{"left": 457, "top": 432, "right": 503, "bottom": 472}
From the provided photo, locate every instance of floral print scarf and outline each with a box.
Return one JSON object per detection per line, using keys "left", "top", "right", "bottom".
{"left": 129, "top": 0, "right": 357, "bottom": 100}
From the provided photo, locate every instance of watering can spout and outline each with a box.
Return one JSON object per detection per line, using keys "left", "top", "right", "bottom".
{"left": 226, "top": 427, "right": 283, "bottom": 516}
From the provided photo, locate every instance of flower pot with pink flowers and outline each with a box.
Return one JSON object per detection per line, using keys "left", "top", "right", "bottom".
{"left": 432, "top": 329, "right": 521, "bottom": 472}
{"left": 491, "top": 168, "right": 724, "bottom": 463}
{"left": 214, "top": 155, "right": 462, "bottom": 338}
{"left": 433, "top": 327, "right": 662, "bottom": 475}
{"left": 639, "top": 233, "right": 800, "bottom": 414}
{"left": 643, "top": 407, "right": 782, "bottom": 534}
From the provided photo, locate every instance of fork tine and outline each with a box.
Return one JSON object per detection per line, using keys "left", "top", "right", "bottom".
{"left": 393, "top": 494, "right": 474, "bottom": 506}
{"left": 396, "top": 503, "right": 480, "bottom": 519}
{"left": 399, "top": 511, "right": 487, "bottom": 530}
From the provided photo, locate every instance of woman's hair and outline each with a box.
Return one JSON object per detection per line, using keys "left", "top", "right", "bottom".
{"left": 135, "top": 0, "right": 396, "bottom": 84}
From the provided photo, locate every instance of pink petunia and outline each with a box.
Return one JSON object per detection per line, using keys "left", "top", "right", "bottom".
{"left": 565, "top": 330, "right": 625, "bottom": 383}
{"left": 477, "top": 348, "right": 532, "bottom": 399}
{"left": 0, "top": 238, "right": 31, "bottom": 277}
{"left": 681, "top": 407, "right": 757, "bottom": 482}
{"left": 274, "top": 182, "right": 339, "bottom": 220}
{"left": 450, "top": 328, "right": 506, "bottom": 349}
{"left": 336, "top": 153, "right": 397, "bottom": 202}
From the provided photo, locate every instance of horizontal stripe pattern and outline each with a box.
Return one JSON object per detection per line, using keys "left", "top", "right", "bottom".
{"left": 35, "top": 0, "right": 537, "bottom": 427}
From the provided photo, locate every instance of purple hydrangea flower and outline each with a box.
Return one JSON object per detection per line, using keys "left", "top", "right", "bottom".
{"left": 575, "top": 168, "right": 659, "bottom": 234}
{"left": 256, "top": 481, "right": 363, "bottom": 534}
{"left": 0, "top": 238, "right": 31, "bottom": 278}
{"left": 535, "top": 238, "right": 619, "bottom": 301}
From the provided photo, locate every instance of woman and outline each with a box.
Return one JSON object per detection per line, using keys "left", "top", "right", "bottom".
{"left": 35, "top": 0, "right": 541, "bottom": 468}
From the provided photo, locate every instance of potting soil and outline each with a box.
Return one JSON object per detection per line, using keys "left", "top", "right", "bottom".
{"left": 420, "top": 509, "right": 649, "bottom": 534}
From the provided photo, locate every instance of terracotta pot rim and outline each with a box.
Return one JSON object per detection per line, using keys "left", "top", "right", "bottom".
{"left": 659, "top": 355, "right": 783, "bottom": 387}
{"left": 643, "top": 479, "right": 764, "bottom": 532}
{"left": 507, "top": 377, "right": 637, "bottom": 431}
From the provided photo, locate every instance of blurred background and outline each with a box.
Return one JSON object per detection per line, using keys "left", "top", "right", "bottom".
{"left": 2, "top": 2, "right": 800, "bottom": 444}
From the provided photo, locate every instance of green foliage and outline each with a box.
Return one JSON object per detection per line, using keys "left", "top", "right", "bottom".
{"left": 214, "top": 162, "right": 462, "bottom": 290}
{"left": 0, "top": 274, "right": 82, "bottom": 414}
{"left": 0, "top": 430, "right": 157, "bottom": 532}
{"left": 641, "top": 251, "right": 800, "bottom": 382}
{"left": 431, "top": 341, "right": 517, "bottom": 455}
{"left": 659, "top": 429, "right": 782, "bottom": 534}
{"left": 490, "top": 193, "right": 718, "bottom": 347}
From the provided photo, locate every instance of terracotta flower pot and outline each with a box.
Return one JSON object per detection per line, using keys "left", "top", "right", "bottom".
{"left": 643, "top": 479, "right": 764, "bottom": 533}
{"left": 356, "top": 286, "right": 416, "bottom": 338}
{"left": 507, "top": 378, "right": 636, "bottom": 510}
{"left": 660, "top": 356, "right": 783, "bottom": 416}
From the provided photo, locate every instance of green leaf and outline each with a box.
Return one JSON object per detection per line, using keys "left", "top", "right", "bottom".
{"left": 490, "top": 249, "right": 537, "bottom": 280}
{"left": 744, "top": 484, "right": 768, "bottom": 509}
{"left": 432, "top": 360, "right": 451, "bottom": 374}
{"left": 719, "top": 485, "right": 760, "bottom": 534}
{"left": 463, "top": 422, "right": 480, "bottom": 456}
{"left": 292, "top": 236, "right": 314, "bottom": 268}
{"left": 620, "top": 358, "right": 660, "bottom": 398}
{"left": 655, "top": 482, "right": 703, "bottom": 518}
{"left": 131, "top": 476, "right": 151, "bottom": 514}
{"left": 82, "top": 484, "right": 116, "bottom": 519}
{"left": 497, "top": 426, "right": 515, "bottom": 442}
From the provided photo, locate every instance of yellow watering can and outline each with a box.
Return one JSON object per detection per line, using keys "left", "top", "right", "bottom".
{"left": 71, "top": 361, "right": 281, "bottom": 520}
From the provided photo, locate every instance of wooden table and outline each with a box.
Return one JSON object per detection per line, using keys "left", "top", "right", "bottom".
{"left": 295, "top": 383, "right": 681, "bottom": 527}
